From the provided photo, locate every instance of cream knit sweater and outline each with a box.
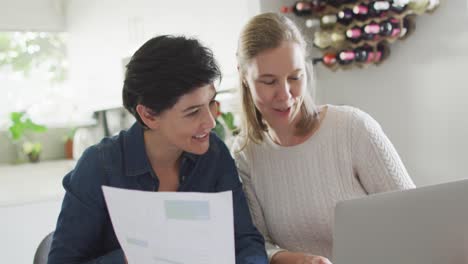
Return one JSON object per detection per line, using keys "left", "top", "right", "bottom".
{"left": 232, "top": 105, "right": 415, "bottom": 261}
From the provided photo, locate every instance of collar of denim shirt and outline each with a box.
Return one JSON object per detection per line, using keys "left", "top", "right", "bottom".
{"left": 123, "top": 122, "right": 198, "bottom": 177}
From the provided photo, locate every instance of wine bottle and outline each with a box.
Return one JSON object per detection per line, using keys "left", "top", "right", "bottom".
{"left": 354, "top": 43, "right": 388, "bottom": 64}
{"left": 327, "top": 0, "right": 347, "bottom": 8}
{"left": 323, "top": 53, "right": 337, "bottom": 66}
{"left": 315, "top": 18, "right": 402, "bottom": 50}
{"left": 354, "top": 44, "right": 375, "bottom": 63}
{"left": 368, "top": 1, "right": 391, "bottom": 17}
{"left": 305, "top": 18, "right": 320, "bottom": 28}
{"left": 390, "top": 0, "right": 409, "bottom": 14}
{"left": 337, "top": 50, "right": 355, "bottom": 65}
{"left": 314, "top": 31, "right": 346, "bottom": 49}
{"left": 328, "top": 0, "right": 359, "bottom": 7}
{"left": 281, "top": 1, "right": 314, "bottom": 16}
{"left": 392, "top": 0, "right": 410, "bottom": 6}
{"left": 345, "top": 26, "right": 363, "bottom": 43}
{"left": 319, "top": 8, "right": 354, "bottom": 28}
{"left": 426, "top": 0, "right": 440, "bottom": 12}
{"left": 352, "top": 3, "right": 370, "bottom": 21}
{"left": 320, "top": 14, "right": 338, "bottom": 28}
{"left": 362, "top": 21, "right": 380, "bottom": 41}
{"left": 407, "top": 0, "right": 430, "bottom": 15}
{"left": 281, "top": 1, "right": 329, "bottom": 16}
{"left": 309, "top": 0, "right": 327, "bottom": 12}
{"left": 315, "top": 43, "right": 390, "bottom": 69}
{"left": 336, "top": 8, "right": 354, "bottom": 25}
{"left": 393, "top": 0, "right": 438, "bottom": 15}
{"left": 312, "top": 53, "right": 337, "bottom": 67}
{"left": 379, "top": 18, "right": 401, "bottom": 38}
{"left": 314, "top": 27, "right": 365, "bottom": 49}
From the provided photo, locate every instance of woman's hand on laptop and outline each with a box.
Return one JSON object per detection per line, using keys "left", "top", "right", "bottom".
{"left": 271, "top": 251, "right": 332, "bottom": 264}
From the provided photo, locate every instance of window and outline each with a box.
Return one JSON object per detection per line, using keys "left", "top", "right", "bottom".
{"left": 0, "top": 31, "right": 86, "bottom": 129}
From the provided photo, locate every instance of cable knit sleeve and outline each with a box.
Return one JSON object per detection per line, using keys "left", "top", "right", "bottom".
{"left": 231, "top": 138, "right": 286, "bottom": 262}
{"left": 350, "top": 108, "right": 416, "bottom": 194}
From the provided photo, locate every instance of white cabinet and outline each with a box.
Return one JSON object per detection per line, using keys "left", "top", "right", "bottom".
{"left": 0, "top": 160, "right": 75, "bottom": 264}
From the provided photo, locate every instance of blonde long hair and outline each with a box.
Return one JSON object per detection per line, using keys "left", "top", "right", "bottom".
{"left": 237, "top": 12, "right": 318, "bottom": 145}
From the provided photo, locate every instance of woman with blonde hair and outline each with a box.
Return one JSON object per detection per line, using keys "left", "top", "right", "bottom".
{"left": 232, "top": 12, "right": 415, "bottom": 264}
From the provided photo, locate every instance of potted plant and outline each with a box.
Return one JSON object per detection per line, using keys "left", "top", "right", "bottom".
{"left": 22, "top": 142, "right": 42, "bottom": 163}
{"left": 63, "top": 127, "right": 77, "bottom": 160}
{"left": 8, "top": 112, "right": 47, "bottom": 163}
{"left": 212, "top": 101, "right": 239, "bottom": 143}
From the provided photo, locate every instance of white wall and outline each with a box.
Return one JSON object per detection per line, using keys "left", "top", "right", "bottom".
{"left": 0, "top": 0, "right": 65, "bottom": 31}
{"left": 317, "top": 1, "right": 468, "bottom": 187}
{"left": 64, "top": 0, "right": 253, "bottom": 112}
{"left": 260, "top": 0, "right": 468, "bottom": 187}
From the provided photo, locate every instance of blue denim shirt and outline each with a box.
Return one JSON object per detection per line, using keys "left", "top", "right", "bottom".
{"left": 48, "top": 122, "right": 267, "bottom": 264}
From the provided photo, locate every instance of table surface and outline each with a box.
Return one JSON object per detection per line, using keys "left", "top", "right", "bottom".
{"left": 0, "top": 159, "right": 76, "bottom": 206}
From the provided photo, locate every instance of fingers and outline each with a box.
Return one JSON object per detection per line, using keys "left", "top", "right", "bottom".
{"left": 295, "top": 256, "right": 315, "bottom": 264}
{"left": 295, "top": 253, "right": 333, "bottom": 264}
{"left": 306, "top": 255, "right": 333, "bottom": 264}
{"left": 313, "top": 256, "right": 333, "bottom": 264}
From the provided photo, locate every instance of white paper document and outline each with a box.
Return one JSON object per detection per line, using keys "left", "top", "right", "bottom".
{"left": 102, "top": 186, "right": 235, "bottom": 264}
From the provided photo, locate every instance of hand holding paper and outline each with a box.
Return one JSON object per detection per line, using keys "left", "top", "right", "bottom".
{"left": 102, "top": 186, "right": 235, "bottom": 264}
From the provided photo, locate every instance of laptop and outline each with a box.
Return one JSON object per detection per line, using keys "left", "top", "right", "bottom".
{"left": 333, "top": 179, "right": 468, "bottom": 264}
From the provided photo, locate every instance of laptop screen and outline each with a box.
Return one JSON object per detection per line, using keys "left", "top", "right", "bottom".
{"left": 333, "top": 179, "right": 468, "bottom": 264}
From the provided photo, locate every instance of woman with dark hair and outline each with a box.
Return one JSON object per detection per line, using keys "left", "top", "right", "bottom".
{"left": 48, "top": 35, "right": 268, "bottom": 264}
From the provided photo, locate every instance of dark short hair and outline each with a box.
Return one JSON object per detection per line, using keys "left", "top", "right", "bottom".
{"left": 123, "top": 35, "right": 221, "bottom": 128}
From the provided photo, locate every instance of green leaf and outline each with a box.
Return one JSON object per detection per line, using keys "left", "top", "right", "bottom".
{"left": 10, "top": 112, "right": 23, "bottom": 123}
{"left": 8, "top": 111, "right": 47, "bottom": 141}
{"left": 212, "top": 120, "right": 225, "bottom": 141}
{"left": 221, "top": 112, "right": 237, "bottom": 131}
{"left": 9, "top": 126, "right": 22, "bottom": 141}
{"left": 24, "top": 119, "right": 47, "bottom": 132}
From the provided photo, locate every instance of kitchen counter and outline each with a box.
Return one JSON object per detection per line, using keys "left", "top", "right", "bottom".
{"left": 0, "top": 160, "right": 76, "bottom": 207}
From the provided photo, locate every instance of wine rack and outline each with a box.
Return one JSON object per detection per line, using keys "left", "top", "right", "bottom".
{"left": 281, "top": 0, "right": 440, "bottom": 71}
